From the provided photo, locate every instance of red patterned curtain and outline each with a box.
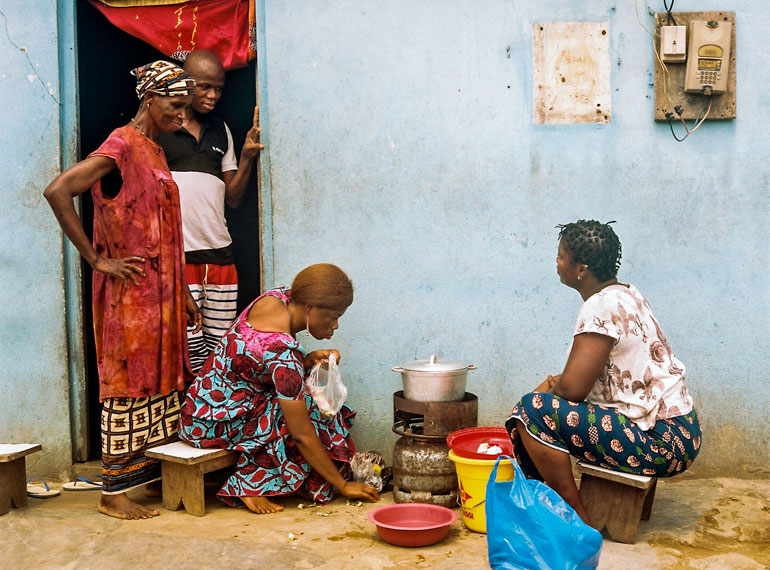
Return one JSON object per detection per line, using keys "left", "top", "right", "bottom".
{"left": 89, "top": 0, "right": 256, "bottom": 70}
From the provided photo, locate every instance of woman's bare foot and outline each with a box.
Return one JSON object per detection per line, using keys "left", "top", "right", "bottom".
{"left": 144, "top": 481, "right": 162, "bottom": 498}
{"left": 242, "top": 495, "right": 284, "bottom": 514}
{"left": 98, "top": 492, "right": 160, "bottom": 519}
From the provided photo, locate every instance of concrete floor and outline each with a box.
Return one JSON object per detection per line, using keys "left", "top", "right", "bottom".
{"left": 2, "top": 469, "right": 769, "bottom": 570}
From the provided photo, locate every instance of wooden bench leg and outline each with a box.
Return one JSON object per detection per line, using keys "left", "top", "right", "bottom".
{"left": 0, "top": 458, "right": 28, "bottom": 515}
{"left": 640, "top": 479, "right": 657, "bottom": 521}
{"left": 161, "top": 462, "right": 206, "bottom": 517}
{"left": 579, "top": 474, "right": 648, "bottom": 544}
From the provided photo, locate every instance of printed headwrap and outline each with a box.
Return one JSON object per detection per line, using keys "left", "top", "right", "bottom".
{"left": 130, "top": 60, "right": 196, "bottom": 99}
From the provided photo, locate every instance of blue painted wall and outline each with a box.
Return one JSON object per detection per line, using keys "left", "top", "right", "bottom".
{"left": 0, "top": 0, "right": 78, "bottom": 476}
{"left": 258, "top": 0, "right": 769, "bottom": 475}
{"left": 1, "top": 0, "right": 766, "bottom": 477}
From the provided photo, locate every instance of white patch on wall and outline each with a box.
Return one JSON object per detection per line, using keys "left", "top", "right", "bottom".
{"left": 532, "top": 21, "right": 611, "bottom": 124}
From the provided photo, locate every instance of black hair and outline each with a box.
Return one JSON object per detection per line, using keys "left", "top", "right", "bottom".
{"left": 557, "top": 220, "right": 622, "bottom": 281}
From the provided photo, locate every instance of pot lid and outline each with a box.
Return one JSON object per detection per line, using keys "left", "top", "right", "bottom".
{"left": 398, "top": 354, "right": 472, "bottom": 372}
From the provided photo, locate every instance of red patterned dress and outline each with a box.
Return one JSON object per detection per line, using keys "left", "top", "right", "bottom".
{"left": 90, "top": 126, "right": 191, "bottom": 400}
{"left": 89, "top": 126, "right": 192, "bottom": 493}
{"left": 179, "top": 288, "right": 357, "bottom": 506}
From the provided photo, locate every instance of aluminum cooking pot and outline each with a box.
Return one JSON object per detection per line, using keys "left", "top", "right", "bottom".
{"left": 392, "top": 354, "right": 476, "bottom": 402}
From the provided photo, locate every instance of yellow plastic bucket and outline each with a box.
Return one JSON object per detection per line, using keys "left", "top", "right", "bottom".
{"left": 448, "top": 449, "right": 515, "bottom": 533}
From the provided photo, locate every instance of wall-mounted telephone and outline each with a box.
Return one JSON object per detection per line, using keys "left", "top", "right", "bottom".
{"left": 684, "top": 20, "right": 732, "bottom": 95}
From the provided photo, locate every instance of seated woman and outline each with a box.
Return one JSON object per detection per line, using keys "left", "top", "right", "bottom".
{"left": 506, "top": 220, "right": 701, "bottom": 524}
{"left": 180, "top": 263, "right": 380, "bottom": 514}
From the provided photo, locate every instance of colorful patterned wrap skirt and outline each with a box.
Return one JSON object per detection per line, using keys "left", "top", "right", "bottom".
{"left": 179, "top": 288, "right": 358, "bottom": 508}
{"left": 181, "top": 394, "right": 356, "bottom": 507}
{"left": 101, "top": 392, "right": 181, "bottom": 494}
{"left": 506, "top": 392, "right": 701, "bottom": 479}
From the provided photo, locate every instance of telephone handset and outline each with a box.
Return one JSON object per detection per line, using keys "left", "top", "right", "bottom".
{"left": 684, "top": 20, "right": 732, "bottom": 95}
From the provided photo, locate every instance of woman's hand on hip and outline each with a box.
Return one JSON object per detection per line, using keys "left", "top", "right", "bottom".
{"left": 92, "top": 255, "right": 145, "bottom": 287}
{"left": 303, "top": 349, "right": 341, "bottom": 370}
{"left": 339, "top": 481, "right": 380, "bottom": 502}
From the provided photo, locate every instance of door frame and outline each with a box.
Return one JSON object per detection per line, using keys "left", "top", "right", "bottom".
{"left": 59, "top": 0, "right": 88, "bottom": 462}
{"left": 68, "top": 0, "right": 265, "bottom": 460}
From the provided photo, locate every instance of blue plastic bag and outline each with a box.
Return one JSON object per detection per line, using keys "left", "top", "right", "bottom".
{"left": 486, "top": 456, "right": 602, "bottom": 570}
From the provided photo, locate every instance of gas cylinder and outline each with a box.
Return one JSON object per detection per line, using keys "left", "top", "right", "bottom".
{"left": 392, "top": 433, "right": 459, "bottom": 508}
{"left": 390, "top": 390, "right": 478, "bottom": 508}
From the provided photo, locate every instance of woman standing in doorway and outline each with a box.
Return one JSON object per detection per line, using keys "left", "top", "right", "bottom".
{"left": 44, "top": 61, "right": 201, "bottom": 519}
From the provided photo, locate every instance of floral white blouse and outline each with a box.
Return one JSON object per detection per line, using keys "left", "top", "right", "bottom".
{"left": 573, "top": 284, "right": 694, "bottom": 430}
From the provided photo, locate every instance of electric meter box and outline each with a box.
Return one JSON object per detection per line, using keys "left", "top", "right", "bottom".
{"left": 653, "top": 11, "right": 736, "bottom": 121}
{"left": 661, "top": 25, "right": 687, "bottom": 62}
{"left": 684, "top": 20, "right": 732, "bottom": 94}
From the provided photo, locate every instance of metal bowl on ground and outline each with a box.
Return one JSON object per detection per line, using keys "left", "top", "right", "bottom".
{"left": 392, "top": 354, "right": 476, "bottom": 402}
{"left": 368, "top": 503, "right": 457, "bottom": 547}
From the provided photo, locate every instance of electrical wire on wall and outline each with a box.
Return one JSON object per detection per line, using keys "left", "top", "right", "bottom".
{"left": 665, "top": 92, "right": 713, "bottom": 142}
{"left": 664, "top": 0, "right": 677, "bottom": 26}
{"left": 637, "top": 0, "right": 716, "bottom": 142}
{"left": 635, "top": 0, "right": 675, "bottom": 111}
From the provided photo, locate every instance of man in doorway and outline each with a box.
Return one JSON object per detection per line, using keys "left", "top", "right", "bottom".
{"left": 158, "top": 50, "right": 263, "bottom": 372}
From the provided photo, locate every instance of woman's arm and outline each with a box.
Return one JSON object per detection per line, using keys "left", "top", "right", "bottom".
{"left": 551, "top": 333, "right": 614, "bottom": 401}
{"left": 44, "top": 156, "right": 147, "bottom": 286}
{"left": 534, "top": 374, "right": 561, "bottom": 393}
{"left": 278, "top": 398, "right": 379, "bottom": 502}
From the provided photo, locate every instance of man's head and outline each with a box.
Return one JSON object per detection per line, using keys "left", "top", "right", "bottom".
{"left": 183, "top": 50, "right": 226, "bottom": 115}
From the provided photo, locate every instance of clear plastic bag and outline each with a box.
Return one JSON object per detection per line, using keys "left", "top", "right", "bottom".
{"left": 350, "top": 450, "right": 391, "bottom": 491}
{"left": 304, "top": 353, "right": 347, "bottom": 418}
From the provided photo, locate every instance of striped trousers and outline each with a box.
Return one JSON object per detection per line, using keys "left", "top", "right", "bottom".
{"left": 185, "top": 263, "right": 238, "bottom": 373}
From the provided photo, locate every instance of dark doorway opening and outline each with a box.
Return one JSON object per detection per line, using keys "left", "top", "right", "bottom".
{"left": 76, "top": 0, "right": 260, "bottom": 459}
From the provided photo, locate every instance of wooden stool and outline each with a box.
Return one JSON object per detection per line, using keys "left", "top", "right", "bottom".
{"left": 146, "top": 441, "right": 237, "bottom": 517}
{"left": 0, "top": 444, "right": 42, "bottom": 515}
{"left": 576, "top": 461, "right": 657, "bottom": 544}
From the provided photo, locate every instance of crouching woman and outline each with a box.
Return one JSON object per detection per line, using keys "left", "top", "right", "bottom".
{"left": 506, "top": 220, "right": 701, "bottom": 524}
{"left": 179, "top": 263, "right": 379, "bottom": 513}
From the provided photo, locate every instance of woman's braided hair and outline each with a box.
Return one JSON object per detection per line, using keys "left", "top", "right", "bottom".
{"left": 557, "top": 220, "right": 622, "bottom": 282}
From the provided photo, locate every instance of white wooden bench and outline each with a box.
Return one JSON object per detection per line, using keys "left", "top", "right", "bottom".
{"left": 0, "top": 443, "right": 42, "bottom": 515}
{"left": 576, "top": 461, "right": 657, "bottom": 544}
{"left": 146, "top": 441, "right": 237, "bottom": 517}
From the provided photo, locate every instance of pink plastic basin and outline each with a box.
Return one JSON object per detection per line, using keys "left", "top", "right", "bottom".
{"left": 368, "top": 503, "right": 457, "bottom": 547}
{"left": 446, "top": 426, "right": 513, "bottom": 460}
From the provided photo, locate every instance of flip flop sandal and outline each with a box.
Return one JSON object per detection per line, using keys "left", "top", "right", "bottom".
{"left": 63, "top": 476, "right": 102, "bottom": 491}
{"left": 26, "top": 477, "right": 61, "bottom": 498}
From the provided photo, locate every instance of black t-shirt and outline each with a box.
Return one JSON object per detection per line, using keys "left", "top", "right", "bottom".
{"left": 157, "top": 115, "right": 229, "bottom": 180}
